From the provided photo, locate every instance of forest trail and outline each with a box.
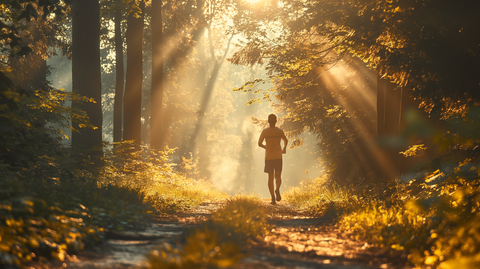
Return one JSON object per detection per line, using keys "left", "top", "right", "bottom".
{"left": 54, "top": 199, "right": 410, "bottom": 269}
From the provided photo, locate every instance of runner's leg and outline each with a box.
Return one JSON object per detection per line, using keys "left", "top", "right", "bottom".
{"left": 274, "top": 170, "right": 282, "bottom": 201}
{"left": 268, "top": 172, "right": 275, "bottom": 204}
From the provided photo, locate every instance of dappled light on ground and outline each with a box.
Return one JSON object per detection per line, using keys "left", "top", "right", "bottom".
{"left": 48, "top": 198, "right": 411, "bottom": 269}
{"left": 231, "top": 198, "right": 410, "bottom": 269}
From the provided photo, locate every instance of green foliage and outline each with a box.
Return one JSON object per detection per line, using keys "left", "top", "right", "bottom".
{"left": 99, "top": 141, "right": 228, "bottom": 214}
{"left": 0, "top": 1, "right": 68, "bottom": 58}
{"left": 284, "top": 176, "right": 361, "bottom": 218}
{"left": 230, "top": 0, "right": 480, "bottom": 118}
{"left": 338, "top": 105, "right": 480, "bottom": 268}
{"left": 1, "top": 62, "right": 224, "bottom": 268}
{"left": 0, "top": 178, "right": 103, "bottom": 268}
{"left": 340, "top": 173, "right": 480, "bottom": 267}
{"left": 230, "top": 0, "right": 480, "bottom": 186}
{"left": 284, "top": 102, "right": 480, "bottom": 268}
{"left": 144, "top": 195, "right": 268, "bottom": 269}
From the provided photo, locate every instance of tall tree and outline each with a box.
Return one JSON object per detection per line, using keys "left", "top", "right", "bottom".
{"left": 113, "top": 0, "right": 125, "bottom": 143}
{"left": 186, "top": 0, "right": 236, "bottom": 178}
{"left": 150, "top": 0, "right": 164, "bottom": 149}
{"left": 123, "top": 1, "right": 145, "bottom": 141}
{"left": 71, "top": 0, "right": 103, "bottom": 153}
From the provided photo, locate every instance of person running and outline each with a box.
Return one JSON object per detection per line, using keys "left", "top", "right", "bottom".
{"left": 258, "top": 114, "right": 288, "bottom": 205}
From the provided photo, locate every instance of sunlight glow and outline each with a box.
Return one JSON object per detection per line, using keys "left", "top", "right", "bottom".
{"left": 316, "top": 59, "right": 399, "bottom": 179}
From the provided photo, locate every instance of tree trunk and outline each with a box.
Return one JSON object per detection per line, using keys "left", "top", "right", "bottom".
{"left": 71, "top": 0, "right": 103, "bottom": 154}
{"left": 113, "top": 3, "right": 124, "bottom": 143}
{"left": 150, "top": 0, "right": 164, "bottom": 150}
{"left": 377, "top": 77, "right": 404, "bottom": 178}
{"left": 191, "top": 34, "right": 234, "bottom": 143}
{"left": 123, "top": 2, "right": 145, "bottom": 141}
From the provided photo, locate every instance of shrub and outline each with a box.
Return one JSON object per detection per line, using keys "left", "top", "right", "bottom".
{"left": 284, "top": 176, "right": 361, "bottom": 218}
{"left": 339, "top": 158, "right": 480, "bottom": 268}
{"left": 144, "top": 195, "right": 268, "bottom": 269}
{"left": 99, "top": 141, "right": 228, "bottom": 214}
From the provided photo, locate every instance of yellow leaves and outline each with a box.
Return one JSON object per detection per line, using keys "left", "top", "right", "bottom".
{"left": 326, "top": 105, "right": 346, "bottom": 118}
{"left": 400, "top": 144, "right": 427, "bottom": 157}
{"left": 0, "top": 204, "right": 12, "bottom": 211}
{"left": 0, "top": 243, "right": 11, "bottom": 252}
{"left": 52, "top": 249, "right": 66, "bottom": 261}
{"left": 391, "top": 244, "right": 404, "bottom": 251}
{"left": 425, "top": 169, "right": 444, "bottom": 183}
{"left": 27, "top": 238, "right": 39, "bottom": 248}
{"left": 391, "top": 6, "right": 401, "bottom": 13}
{"left": 0, "top": 197, "right": 98, "bottom": 267}
{"left": 5, "top": 218, "right": 24, "bottom": 227}
{"left": 425, "top": 255, "right": 438, "bottom": 265}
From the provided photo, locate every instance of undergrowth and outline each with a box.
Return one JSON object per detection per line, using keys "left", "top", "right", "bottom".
{"left": 0, "top": 143, "right": 227, "bottom": 268}
{"left": 285, "top": 106, "right": 480, "bottom": 268}
{"left": 99, "top": 141, "right": 228, "bottom": 213}
{"left": 340, "top": 157, "right": 480, "bottom": 268}
{"left": 286, "top": 156, "right": 480, "bottom": 268}
{"left": 144, "top": 195, "right": 269, "bottom": 269}
{"left": 284, "top": 176, "right": 361, "bottom": 218}
{"left": 338, "top": 107, "right": 480, "bottom": 268}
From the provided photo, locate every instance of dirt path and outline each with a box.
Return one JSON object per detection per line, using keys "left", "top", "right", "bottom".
{"left": 233, "top": 199, "right": 410, "bottom": 269}
{"left": 53, "top": 199, "right": 410, "bottom": 269}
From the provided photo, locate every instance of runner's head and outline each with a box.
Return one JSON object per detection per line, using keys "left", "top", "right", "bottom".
{"left": 268, "top": 114, "right": 277, "bottom": 126}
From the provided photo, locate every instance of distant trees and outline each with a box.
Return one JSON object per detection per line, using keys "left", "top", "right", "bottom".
{"left": 150, "top": 0, "right": 164, "bottom": 150}
{"left": 113, "top": 0, "right": 125, "bottom": 143}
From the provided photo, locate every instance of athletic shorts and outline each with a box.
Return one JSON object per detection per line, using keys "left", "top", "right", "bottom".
{"left": 264, "top": 159, "right": 282, "bottom": 173}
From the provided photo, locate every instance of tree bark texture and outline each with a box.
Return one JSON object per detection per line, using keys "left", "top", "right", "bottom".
{"left": 150, "top": 0, "right": 164, "bottom": 150}
{"left": 71, "top": 0, "right": 103, "bottom": 152}
{"left": 113, "top": 5, "right": 124, "bottom": 143}
{"left": 123, "top": 2, "right": 145, "bottom": 141}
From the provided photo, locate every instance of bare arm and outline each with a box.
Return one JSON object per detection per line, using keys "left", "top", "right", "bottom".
{"left": 282, "top": 135, "right": 288, "bottom": 154}
{"left": 258, "top": 133, "right": 266, "bottom": 149}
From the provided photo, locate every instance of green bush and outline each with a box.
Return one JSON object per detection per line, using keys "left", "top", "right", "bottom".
{"left": 340, "top": 138, "right": 480, "bottom": 267}
{"left": 99, "top": 141, "right": 228, "bottom": 214}
{"left": 144, "top": 195, "right": 268, "bottom": 269}
{"left": 284, "top": 176, "right": 361, "bottom": 218}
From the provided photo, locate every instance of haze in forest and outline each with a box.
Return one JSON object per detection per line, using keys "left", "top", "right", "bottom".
{"left": 3, "top": 1, "right": 479, "bottom": 187}
{"left": 47, "top": 51, "right": 326, "bottom": 197}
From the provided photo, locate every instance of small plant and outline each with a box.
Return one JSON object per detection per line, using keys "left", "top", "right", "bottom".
{"left": 210, "top": 195, "right": 270, "bottom": 243}
{"left": 144, "top": 228, "right": 245, "bottom": 269}
{"left": 144, "top": 195, "right": 269, "bottom": 269}
{"left": 284, "top": 176, "right": 360, "bottom": 218}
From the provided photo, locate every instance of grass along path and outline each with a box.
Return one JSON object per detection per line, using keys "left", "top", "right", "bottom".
{"left": 39, "top": 198, "right": 411, "bottom": 269}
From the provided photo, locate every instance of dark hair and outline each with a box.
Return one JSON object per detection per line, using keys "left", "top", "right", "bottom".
{"left": 268, "top": 114, "right": 277, "bottom": 124}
